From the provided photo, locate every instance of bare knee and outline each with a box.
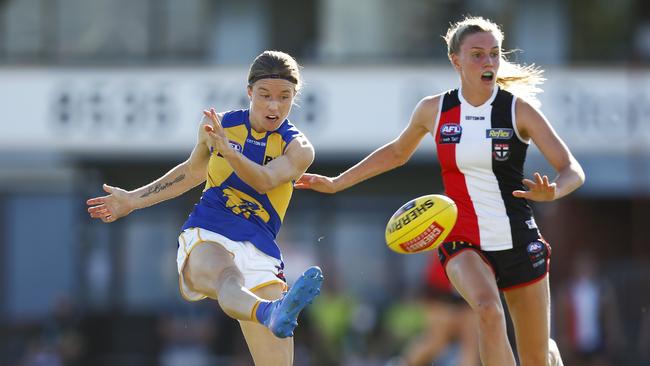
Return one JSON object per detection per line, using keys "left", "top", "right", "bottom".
{"left": 188, "top": 264, "right": 248, "bottom": 320}
{"left": 474, "top": 298, "right": 505, "bottom": 328}
{"left": 215, "top": 266, "right": 247, "bottom": 313}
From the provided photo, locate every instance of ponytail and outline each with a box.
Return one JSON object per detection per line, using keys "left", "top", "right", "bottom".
{"left": 497, "top": 57, "right": 545, "bottom": 108}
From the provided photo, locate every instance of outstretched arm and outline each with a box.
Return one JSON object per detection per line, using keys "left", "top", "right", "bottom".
{"left": 202, "top": 108, "right": 314, "bottom": 194}
{"left": 512, "top": 99, "right": 585, "bottom": 201}
{"left": 295, "top": 96, "right": 439, "bottom": 193}
{"left": 86, "top": 119, "right": 211, "bottom": 223}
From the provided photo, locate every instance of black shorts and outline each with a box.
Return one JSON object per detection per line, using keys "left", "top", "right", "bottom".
{"left": 437, "top": 236, "right": 551, "bottom": 290}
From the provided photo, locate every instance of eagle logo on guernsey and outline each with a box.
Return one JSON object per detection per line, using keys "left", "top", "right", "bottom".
{"left": 493, "top": 143, "right": 510, "bottom": 161}
{"left": 222, "top": 188, "right": 270, "bottom": 222}
{"left": 439, "top": 123, "right": 462, "bottom": 144}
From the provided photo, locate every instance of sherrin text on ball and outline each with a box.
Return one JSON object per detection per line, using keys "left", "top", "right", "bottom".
{"left": 385, "top": 194, "right": 457, "bottom": 254}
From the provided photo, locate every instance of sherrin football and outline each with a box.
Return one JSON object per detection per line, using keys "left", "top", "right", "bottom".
{"left": 385, "top": 194, "right": 457, "bottom": 254}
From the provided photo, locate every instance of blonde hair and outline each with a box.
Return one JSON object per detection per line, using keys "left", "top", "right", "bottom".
{"left": 247, "top": 50, "right": 303, "bottom": 92}
{"left": 444, "top": 16, "right": 545, "bottom": 107}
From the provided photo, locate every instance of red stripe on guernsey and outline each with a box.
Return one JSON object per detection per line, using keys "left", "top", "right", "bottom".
{"left": 436, "top": 105, "right": 481, "bottom": 245}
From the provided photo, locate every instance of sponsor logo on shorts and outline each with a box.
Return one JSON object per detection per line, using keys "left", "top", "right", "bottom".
{"left": 527, "top": 241, "right": 547, "bottom": 268}
{"left": 485, "top": 128, "right": 513, "bottom": 139}
{"left": 527, "top": 241, "right": 544, "bottom": 254}
{"left": 532, "top": 259, "right": 546, "bottom": 268}
{"left": 275, "top": 265, "right": 286, "bottom": 282}
{"left": 525, "top": 217, "right": 538, "bottom": 229}
{"left": 439, "top": 123, "right": 462, "bottom": 144}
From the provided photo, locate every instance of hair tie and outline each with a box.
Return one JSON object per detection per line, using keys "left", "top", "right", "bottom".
{"left": 248, "top": 73, "right": 297, "bottom": 85}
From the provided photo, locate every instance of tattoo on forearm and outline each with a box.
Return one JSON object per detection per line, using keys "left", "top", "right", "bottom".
{"left": 140, "top": 174, "right": 186, "bottom": 198}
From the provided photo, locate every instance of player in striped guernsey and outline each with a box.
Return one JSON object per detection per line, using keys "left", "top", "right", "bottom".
{"left": 87, "top": 50, "right": 323, "bottom": 366}
{"left": 297, "top": 17, "right": 584, "bottom": 366}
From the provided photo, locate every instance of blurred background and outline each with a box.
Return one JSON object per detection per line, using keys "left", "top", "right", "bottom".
{"left": 0, "top": 0, "right": 649, "bottom": 365}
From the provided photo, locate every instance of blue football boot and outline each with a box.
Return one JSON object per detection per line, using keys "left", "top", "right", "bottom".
{"left": 265, "top": 266, "right": 323, "bottom": 338}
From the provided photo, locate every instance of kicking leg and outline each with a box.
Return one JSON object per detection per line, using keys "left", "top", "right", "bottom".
{"left": 183, "top": 242, "right": 323, "bottom": 338}
{"left": 239, "top": 283, "right": 294, "bottom": 366}
{"left": 183, "top": 241, "right": 261, "bottom": 319}
{"left": 239, "top": 269, "right": 324, "bottom": 365}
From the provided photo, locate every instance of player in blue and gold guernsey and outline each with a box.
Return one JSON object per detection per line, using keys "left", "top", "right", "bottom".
{"left": 182, "top": 107, "right": 301, "bottom": 261}
{"left": 87, "top": 50, "right": 323, "bottom": 366}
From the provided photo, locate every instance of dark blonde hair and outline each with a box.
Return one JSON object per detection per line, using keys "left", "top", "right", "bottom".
{"left": 247, "top": 50, "right": 302, "bottom": 92}
{"left": 444, "top": 16, "right": 545, "bottom": 106}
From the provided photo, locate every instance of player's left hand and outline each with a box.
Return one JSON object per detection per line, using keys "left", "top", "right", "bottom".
{"left": 202, "top": 108, "right": 233, "bottom": 156}
{"left": 512, "top": 172, "right": 557, "bottom": 201}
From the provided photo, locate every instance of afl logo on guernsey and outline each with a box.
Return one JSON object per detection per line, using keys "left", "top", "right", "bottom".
{"left": 439, "top": 123, "right": 462, "bottom": 144}
{"left": 210, "top": 141, "right": 243, "bottom": 155}
{"left": 228, "top": 141, "right": 243, "bottom": 153}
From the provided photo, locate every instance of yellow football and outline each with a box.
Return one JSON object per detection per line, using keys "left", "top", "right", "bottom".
{"left": 385, "top": 194, "right": 457, "bottom": 254}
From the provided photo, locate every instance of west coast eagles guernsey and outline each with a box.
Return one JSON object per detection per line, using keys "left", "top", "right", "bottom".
{"left": 182, "top": 109, "right": 302, "bottom": 260}
{"left": 434, "top": 87, "right": 539, "bottom": 251}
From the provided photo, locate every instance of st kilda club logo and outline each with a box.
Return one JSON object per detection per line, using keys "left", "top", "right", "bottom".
{"left": 493, "top": 143, "right": 510, "bottom": 161}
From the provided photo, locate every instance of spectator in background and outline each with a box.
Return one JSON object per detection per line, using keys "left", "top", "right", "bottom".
{"left": 556, "top": 253, "right": 624, "bottom": 366}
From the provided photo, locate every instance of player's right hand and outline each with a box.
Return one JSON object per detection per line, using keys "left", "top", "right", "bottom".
{"left": 86, "top": 184, "right": 134, "bottom": 223}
